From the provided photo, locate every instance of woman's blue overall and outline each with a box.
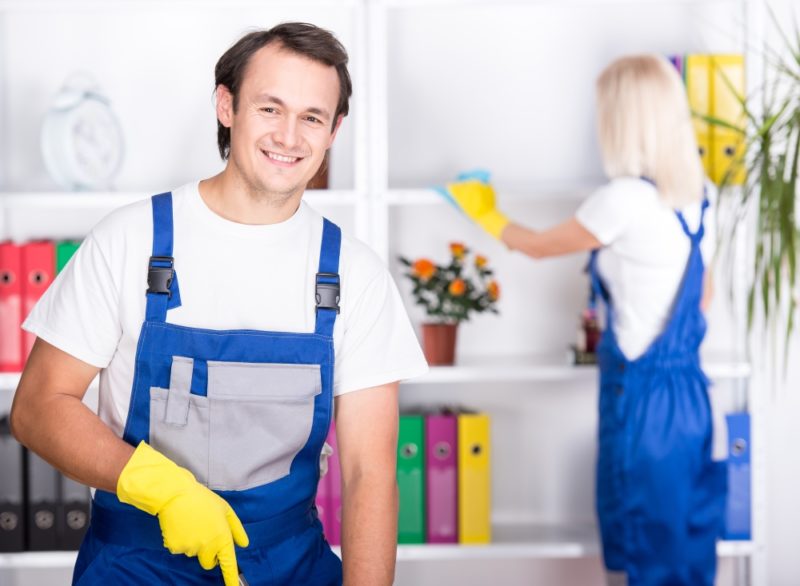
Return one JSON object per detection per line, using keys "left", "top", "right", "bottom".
{"left": 72, "top": 193, "right": 343, "bottom": 585}
{"left": 590, "top": 198, "right": 727, "bottom": 586}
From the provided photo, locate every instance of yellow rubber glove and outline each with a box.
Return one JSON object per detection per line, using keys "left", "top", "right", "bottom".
{"left": 117, "top": 442, "right": 249, "bottom": 586}
{"left": 437, "top": 170, "right": 510, "bottom": 239}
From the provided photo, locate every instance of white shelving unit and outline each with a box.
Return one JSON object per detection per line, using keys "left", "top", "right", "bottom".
{"left": 0, "top": 531, "right": 758, "bottom": 570}
{"left": 373, "top": 0, "right": 764, "bottom": 584}
{"left": 0, "top": 551, "right": 77, "bottom": 571}
{"left": 0, "top": 0, "right": 767, "bottom": 585}
{"left": 408, "top": 355, "right": 751, "bottom": 384}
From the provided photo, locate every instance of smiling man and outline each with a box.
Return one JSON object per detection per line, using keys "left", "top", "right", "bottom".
{"left": 11, "top": 23, "right": 427, "bottom": 586}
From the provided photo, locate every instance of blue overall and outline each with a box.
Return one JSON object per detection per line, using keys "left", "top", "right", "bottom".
{"left": 590, "top": 197, "right": 727, "bottom": 585}
{"left": 72, "top": 193, "right": 343, "bottom": 585}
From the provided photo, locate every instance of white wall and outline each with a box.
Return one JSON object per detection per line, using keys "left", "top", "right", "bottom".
{"left": 0, "top": 4, "right": 357, "bottom": 192}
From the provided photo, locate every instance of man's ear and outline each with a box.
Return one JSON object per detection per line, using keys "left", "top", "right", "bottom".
{"left": 327, "top": 115, "right": 344, "bottom": 148}
{"left": 216, "top": 85, "right": 234, "bottom": 128}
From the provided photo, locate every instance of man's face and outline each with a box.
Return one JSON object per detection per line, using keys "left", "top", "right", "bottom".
{"left": 218, "top": 43, "right": 342, "bottom": 200}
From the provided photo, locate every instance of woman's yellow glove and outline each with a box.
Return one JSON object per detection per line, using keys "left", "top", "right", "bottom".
{"left": 436, "top": 170, "right": 510, "bottom": 240}
{"left": 117, "top": 442, "right": 249, "bottom": 586}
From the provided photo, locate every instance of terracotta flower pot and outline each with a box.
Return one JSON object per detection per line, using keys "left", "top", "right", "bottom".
{"left": 421, "top": 322, "right": 458, "bottom": 366}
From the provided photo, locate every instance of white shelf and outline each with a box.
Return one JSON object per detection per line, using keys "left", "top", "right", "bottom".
{"left": 0, "top": 373, "right": 100, "bottom": 395}
{"left": 0, "top": 189, "right": 359, "bottom": 209}
{"left": 0, "top": 373, "right": 20, "bottom": 393}
{"left": 403, "top": 354, "right": 751, "bottom": 385}
{"left": 0, "top": 356, "right": 750, "bottom": 393}
{"left": 393, "top": 523, "right": 755, "bottom": 560}
{"left": 384, "top": 184, "right": 601, "bottom": 206}
{"left": 0, "top": 529, "right": 755, "bottom": 569}
{"left": 0, "top": 551, "right": 77, "bottom": 570}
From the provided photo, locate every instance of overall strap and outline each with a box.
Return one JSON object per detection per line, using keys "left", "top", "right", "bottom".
{"left": 587, "top": 249, "right": 616, "bottom": 333}
{"left": 674, "top": 197, "right": 710, "bottom": 247}
{"left": 145, "top": 192, "right": 182, "bottom": 322}
{"left": 587, "top": 250, "right": 609, "bottom": 309}
{"left": 314, "top": 218, "right": 342, "bottom": 337}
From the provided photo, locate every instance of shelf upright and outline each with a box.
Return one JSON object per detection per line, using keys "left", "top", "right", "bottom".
{"left": 742, "top": 0, "right": 767, "bottom": 582}
{"left": 365, "top": 0, "right": 391, "bottom": 263}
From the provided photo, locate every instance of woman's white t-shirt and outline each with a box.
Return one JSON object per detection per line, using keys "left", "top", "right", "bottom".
{"left": 575, "top": 177, "right": 716, "bottom": 360}
{"left": 23, "top": 181, "right": 429, "bottom": 437}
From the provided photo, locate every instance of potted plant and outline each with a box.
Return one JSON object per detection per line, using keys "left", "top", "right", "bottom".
{"left": 399, "top": 242, "right": 500, "bottom": 365}
{"left": 709, "top": 10, "right": 800, "bottom": 363}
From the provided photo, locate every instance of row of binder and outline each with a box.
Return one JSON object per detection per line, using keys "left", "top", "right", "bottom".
{"left": 672, "top": 53, "right": 746, "bottom": 186}
{"left": 0, "top": 415, "right": 91, "bottom": 552}
{"left": 0, "top": 412, "right": 744, "bottom": 554}
{"left": 395, "top": 411, "right": 491, "bottom": 545}
{"left": 0, "top": 239, "right": 81, "bottom": 372}
{"left": 316, "top": 410, "right": 749, "bottom": 546}
{"left": 316, "top": 411, "right": 492, "bottom": 546}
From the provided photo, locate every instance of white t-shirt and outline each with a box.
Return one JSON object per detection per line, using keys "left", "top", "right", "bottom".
{"left": 575, "top": 177, "right": 716, "bottom": 360}
{"left": 24, "top": 181, "right": 428, "bottom": 437}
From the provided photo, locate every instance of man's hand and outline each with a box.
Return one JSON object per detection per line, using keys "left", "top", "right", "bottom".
{"left": 436, "top": 170, "right": 510, "bottom": 239}
{"left": 117, "top": 442, "right": 249, "bottom": 586}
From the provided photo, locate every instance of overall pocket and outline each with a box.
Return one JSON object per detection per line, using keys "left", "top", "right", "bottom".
{"left": 149, "top": 356, "right": 210, "bottom": 484}
{"left": 207, "top": 361, "right": 322, "bottom": 491}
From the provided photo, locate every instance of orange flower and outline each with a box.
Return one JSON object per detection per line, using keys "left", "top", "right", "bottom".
{"left": 449, "top": 278, "right": 466, "bottom": 296}
{"left": 411, "top": 258, "right": 436, "bottom": 281}
{"left": 475, "top": 255, "right": 488, "bottom": 269}
{"left": 449, "top": 242, "right": 466, "bottom": 260}
{"left": 487, "top": 280, "right": 500, "bottom": 301}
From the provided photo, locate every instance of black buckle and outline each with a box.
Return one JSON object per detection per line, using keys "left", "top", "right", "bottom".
{"left": 147, "top": 256, "right": 174, "bottom": 297}
{"left": 315, "top": 272, "right": 340, "bottom": 314}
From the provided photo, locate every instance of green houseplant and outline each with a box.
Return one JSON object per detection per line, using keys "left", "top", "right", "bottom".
{"left": 399, "top": 242, "right": 500, "bottom": 365}
{"left": 709, "top": 11, "right": 800, "bottom": 363}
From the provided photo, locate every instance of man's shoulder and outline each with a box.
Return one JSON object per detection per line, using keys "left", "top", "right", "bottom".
{"left": 90, "top": 183, "right": 195, "bottom": 252}
{"left": 303, "top": 203, "right": 386, "bottom": 280}
{"left": 339, "top": 230, "right": 387, "bottom": 282}
{"left": 90, "top": 195, "right": 152, "bottom": 243}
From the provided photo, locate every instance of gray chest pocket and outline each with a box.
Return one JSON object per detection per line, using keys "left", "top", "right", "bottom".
{"left": 148, "top": 357, "right": 321, "bottom": 492}
{"left": 206, "top": 360, "right": 322, "bottom": 491}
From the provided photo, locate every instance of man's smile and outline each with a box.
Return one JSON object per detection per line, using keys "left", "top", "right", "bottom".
{"left": 261, "top": 149, "right": 304, "bottom": 167}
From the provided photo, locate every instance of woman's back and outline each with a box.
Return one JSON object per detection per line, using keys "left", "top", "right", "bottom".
{"left": 576, "top": 177, "right": 715, "bottom": 360}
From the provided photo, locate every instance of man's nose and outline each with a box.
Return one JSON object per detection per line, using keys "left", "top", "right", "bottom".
{"left": 272, "top": 116, "right": 300, "bottom": 150}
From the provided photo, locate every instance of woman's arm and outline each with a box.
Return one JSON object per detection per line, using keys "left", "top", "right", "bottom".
{"left": 501, "top": 217, "right": 603, "bottom": 259}
{"left": 438, "top": 176, "right": 602, "bottom": 258}
{"left": 701, "top": 270, "right": 714, "bottom": 312}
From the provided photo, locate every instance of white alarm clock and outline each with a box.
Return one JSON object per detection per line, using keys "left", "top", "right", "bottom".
{"left": 41, "top": 73, "right": 124, "bottom": 191}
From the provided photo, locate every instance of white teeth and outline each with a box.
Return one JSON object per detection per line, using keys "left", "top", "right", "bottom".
{"left": 265, "top": 151, "right": 299, "bottom": 163}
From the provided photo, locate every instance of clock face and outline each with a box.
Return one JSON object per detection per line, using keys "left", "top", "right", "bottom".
{"left": 69, "top": 98, "right": 124, "bottom": 187}
{"left": 41, "top": 91, "right": 124, "bottom": 191}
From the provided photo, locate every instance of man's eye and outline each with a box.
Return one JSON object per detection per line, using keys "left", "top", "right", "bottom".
{"left": 306, "top": 116, "right": 321, "bottom": 124}
{"left": 261, "top": 107, "right": 276, "bottom": 113}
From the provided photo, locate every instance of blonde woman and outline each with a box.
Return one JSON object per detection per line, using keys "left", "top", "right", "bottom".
{"left": 441, "top": 55, "right": 727, "bottom": 585}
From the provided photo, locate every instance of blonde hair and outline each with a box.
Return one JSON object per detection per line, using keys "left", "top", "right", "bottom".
{"left": 596, "top": 54, "right": 704, "bottom": 208}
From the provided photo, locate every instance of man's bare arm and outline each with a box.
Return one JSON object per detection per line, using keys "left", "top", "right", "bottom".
{"left": 10, "top": 338, "right": 134, "bottom": 492}
{"left": 335, "top": 382, "right": 399, "bottom": 586}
